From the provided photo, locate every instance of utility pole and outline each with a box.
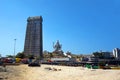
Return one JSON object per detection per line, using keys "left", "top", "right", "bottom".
{"left": 14, "top": 39, "right": 16, "bottom": 58}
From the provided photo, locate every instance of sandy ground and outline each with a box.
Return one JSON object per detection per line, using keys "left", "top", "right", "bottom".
{"left": 0, "top": 64, "right": 120, "bottom": 80}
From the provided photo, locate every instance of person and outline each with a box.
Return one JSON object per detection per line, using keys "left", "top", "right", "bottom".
{"left": 105, "top": 63, "right": 108, "bottom": 66}
{"left": 0, "top": 59, "right": 3, "bottom": 65}
{"left": 91, "top": 64, "right": 94, "bottom": 69}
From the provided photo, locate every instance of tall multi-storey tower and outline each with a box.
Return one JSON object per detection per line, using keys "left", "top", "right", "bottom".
{"left": 24, "top": 16, "right": 43, "bottom": 59}
{"left": 113, "top": 48, "right": 120, "bottom": 60}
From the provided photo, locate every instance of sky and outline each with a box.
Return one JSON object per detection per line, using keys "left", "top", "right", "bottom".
{"left": 0, "top": 0, "right": 120, "bottom": 56}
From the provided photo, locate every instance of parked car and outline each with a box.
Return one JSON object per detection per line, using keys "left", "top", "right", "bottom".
{"left": 1, "top": 58, "right": 14, "bottom": 63}
{"left": 21, "top": 58, "right": 29, "bottom": 64}
{"left": 28, "top": 60, "right": 40, "bottom": 67}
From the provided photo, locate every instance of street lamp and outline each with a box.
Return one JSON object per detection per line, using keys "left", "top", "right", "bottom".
{"left": 14, "top": 39, "right": 17, "bottom": 58}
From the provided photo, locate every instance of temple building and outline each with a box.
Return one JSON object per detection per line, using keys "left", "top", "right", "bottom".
{"left": 24, "top": 16, "right": 43, "bottom": 59}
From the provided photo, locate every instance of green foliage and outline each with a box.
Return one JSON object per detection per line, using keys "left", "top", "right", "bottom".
{"left": 6, "top": 55, "right": 14, "bottom": 58}
{"left": 49, "top": 52, "right": 53, "bottom": 58}
{"left": 28, "top": 54, "right": 35, "bottom": 59}
{"left": 98, "top": 61, "right": 105, "bottom": 66}
{"left": 93, "top": 52, "right": 104, "bottom": 59}
{"left": 43, "top": 50, "right": 50, "bottom": 58}
{"left": 70, "top": 53, "right": 84, "bottom": 58}
{"left": 16, "top": 52, "right": 26, "bottom": 58}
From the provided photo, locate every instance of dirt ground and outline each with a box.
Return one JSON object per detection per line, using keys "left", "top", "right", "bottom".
{"left": 0, "top": 64, "right": 120, "bottom": 80}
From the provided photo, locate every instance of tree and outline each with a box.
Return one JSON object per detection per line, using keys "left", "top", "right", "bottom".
{"left": 6, "top": 55, "right": 14, "bottom": 58}
{"left": 28, "top": 54, "right": 35, "bottom": 59}
{"left": 43, "top": 50, "right": 49, "bottom": 58}
{"left": 16, "top": 52, "right": 26, "bottom": 58}
{"left": 93, "top": 52, "right": 104, "bottom": 59}
{"left": 49, "top": 52, "right": 53, "bottom": 58}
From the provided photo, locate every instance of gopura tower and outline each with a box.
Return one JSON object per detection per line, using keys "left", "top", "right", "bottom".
{"left": 24, "top": 16, "right": 43, "bottom": 59}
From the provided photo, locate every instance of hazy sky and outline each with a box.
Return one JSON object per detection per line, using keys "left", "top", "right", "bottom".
{"left": 0, "top": 0, "right": 120, "bottom": 56}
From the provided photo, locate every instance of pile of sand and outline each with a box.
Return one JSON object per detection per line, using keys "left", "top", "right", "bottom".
{"left": 0, "top": 64, "right": 120, "bottom": 80}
